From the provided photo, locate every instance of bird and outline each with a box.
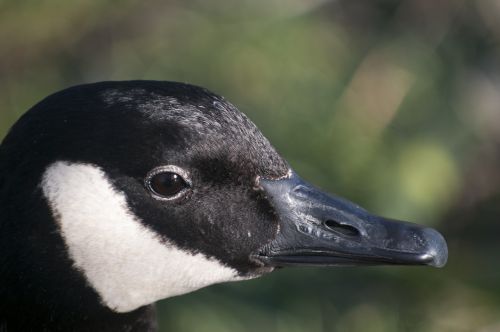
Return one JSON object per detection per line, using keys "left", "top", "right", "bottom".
{"left": 0, "top": 81, "right": 448, "bottom": 331}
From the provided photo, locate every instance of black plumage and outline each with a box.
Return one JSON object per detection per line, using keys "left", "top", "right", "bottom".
{"left": 0, "top": 81, "right": 447, "bottom": 331}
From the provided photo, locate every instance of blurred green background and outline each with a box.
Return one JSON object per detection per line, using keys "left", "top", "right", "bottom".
{"left": 1, "top": 1, "right": 500, "bottom": 331}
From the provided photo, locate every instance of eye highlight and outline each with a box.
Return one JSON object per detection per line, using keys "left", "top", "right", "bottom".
{"left": 145, "top": 166, "right": 191, "bottom": 201}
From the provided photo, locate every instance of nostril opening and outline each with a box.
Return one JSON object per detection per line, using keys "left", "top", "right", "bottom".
{"left": 324, "top": 220, "right": 360, "bottom": 237}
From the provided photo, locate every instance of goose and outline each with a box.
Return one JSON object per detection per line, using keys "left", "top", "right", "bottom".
{"left": 0, "top": 81, "right": 448, "bottom": 331}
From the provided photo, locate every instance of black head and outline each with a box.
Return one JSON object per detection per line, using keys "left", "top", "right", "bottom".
{"left": 1, "top": 81, "right": 286, "bottom": 267}
{"left": 0, "top": 81, "right": 447, "bottom": 322}
{"left": 0, "top": 81, "right": 291, "bottom": 320}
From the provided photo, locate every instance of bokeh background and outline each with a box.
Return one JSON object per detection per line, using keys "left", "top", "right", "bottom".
{"left": 2, "top": 1, "right": 500, "bottom": 331}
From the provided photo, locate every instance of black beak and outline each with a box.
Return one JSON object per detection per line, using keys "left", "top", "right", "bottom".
{"left": 255, "top": 172, "right": 448, "bottom": 268}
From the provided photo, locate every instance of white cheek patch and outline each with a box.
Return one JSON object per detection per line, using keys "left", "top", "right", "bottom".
{"left": 41, "top": 161, "right": 247, "bottom": 313}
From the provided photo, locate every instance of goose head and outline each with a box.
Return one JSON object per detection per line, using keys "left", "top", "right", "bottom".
{"left": 0, "top": 81, "right": 447, "bottom": 317}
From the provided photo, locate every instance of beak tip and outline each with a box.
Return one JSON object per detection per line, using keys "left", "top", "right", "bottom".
{"left": 422, "top": 227, "right": 448, "bottom": 268}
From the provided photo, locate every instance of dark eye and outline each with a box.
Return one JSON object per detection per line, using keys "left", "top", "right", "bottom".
{"left": 146, "top": 167, "right": 191, "bottom": 200}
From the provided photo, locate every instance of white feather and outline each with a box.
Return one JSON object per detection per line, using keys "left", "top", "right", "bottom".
{"left": 41, "top": 161, "right": 247, "bottom": 313}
